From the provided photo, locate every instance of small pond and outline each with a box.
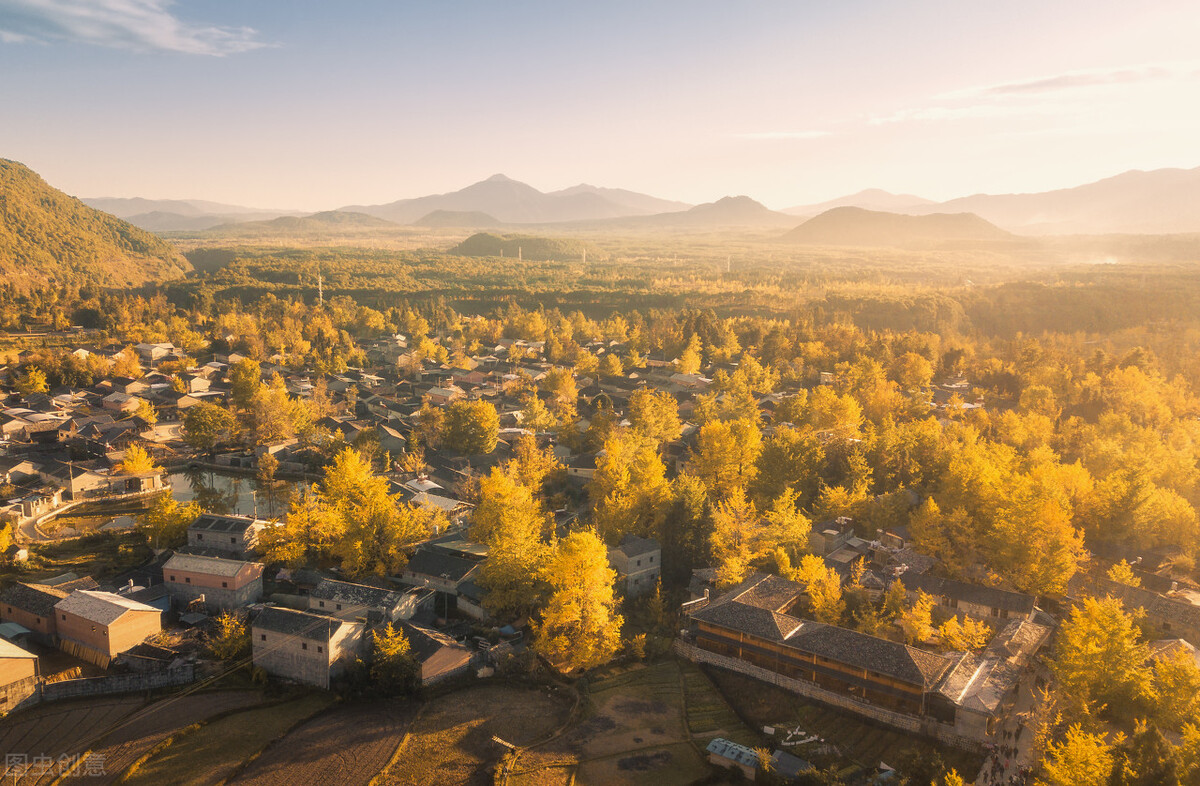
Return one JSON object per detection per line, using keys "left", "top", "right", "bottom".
{"left": 166, "top": 468, "right": 306, "bottom": 519}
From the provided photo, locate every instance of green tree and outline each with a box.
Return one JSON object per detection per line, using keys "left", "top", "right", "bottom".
{"left": 533, "top": 530, "right": 624, "bottom": 672}
{"left": 228, "top": 357, "right": 263, "bottom": 409}
{"left": 183, "top": 401, "right": 236, "bottom": 454}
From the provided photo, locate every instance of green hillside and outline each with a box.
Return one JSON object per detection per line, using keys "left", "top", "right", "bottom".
{"left": 0, "top": 159, "right": 189, "bottom": 288}
{"left": 449, "top": 232, "right": 588, "bottom": 261}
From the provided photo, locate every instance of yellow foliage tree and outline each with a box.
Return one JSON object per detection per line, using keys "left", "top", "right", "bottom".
{"left": 533, "top": 530, "right": 623, "bottom": 672}
{"left": 118, "top": 444, "right": 158, "bottom": 475}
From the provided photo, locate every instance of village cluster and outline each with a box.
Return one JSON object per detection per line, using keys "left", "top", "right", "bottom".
{"left": 0, "top": 329, "right": 1198, "bottom": 784}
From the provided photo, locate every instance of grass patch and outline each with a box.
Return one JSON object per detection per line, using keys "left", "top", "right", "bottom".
{"left": 120, "top": 692, "right": 334, "bottom": 786}
{"left": 4, "top": 531, "right": 151, "bottom": 584}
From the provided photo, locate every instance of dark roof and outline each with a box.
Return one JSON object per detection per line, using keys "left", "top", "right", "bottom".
{"left": 901, "top": 573, "right": 1036, "bottom": 614}
{"left": 707, "top": 572, "right": 805, "bottom": 613}
{"left": 188, "top": 513, "right": 266, "bottom": 535}
{"left": 692, "top": 600, "right": 802, "bottom": 642}
{"left": 253, "top": 606, "right": 351, "bottom": 642}
{"left": 1, "top": 582, "right": 68, "bottom": 616}
{"left": 614, "top": 534, "right": 660, "bottom": 558}
{"left": 311, "top": 578, "right": 403, "bottom": 609}
{"left": 785, "top": 623, "right": 952, "bottom": 687}
{"left": 405, "top": 548, "right": 480, "bottom": 584}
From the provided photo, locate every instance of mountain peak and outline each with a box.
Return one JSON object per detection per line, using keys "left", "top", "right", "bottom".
{"left": 483, "top": 173, "right": 514, "bottom": 183}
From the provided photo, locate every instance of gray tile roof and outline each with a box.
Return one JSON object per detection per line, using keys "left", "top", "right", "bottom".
{"left": 310, "top": 578, "right": 403, "bottom": 609}
{"left": 614, "top": 534, "right": 660, "bottom": 559}
{"left": 165, "top": 553, "right": 259, "bottom": 578}
{"left": 55, "top": 590, "right": 160, "bottom": 625}
{"left": 405, "top": 548, "right": 480, "bottom": 584}
{"left": 692, "top": 600, "right": 802, "bottom": 642}
{"left": 902, "top": 573, "right": 1036, "bottom": 614}
{"left": 1, "top": 582, "right": 69, "bottom": 617}
{"left": 253, "top": 606, "right": 351, "bottom": 642}
{"left": 786, "top": 623, "right": 953, "bottom": 687}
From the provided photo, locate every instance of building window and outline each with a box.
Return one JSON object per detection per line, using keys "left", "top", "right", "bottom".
{"left": 222, "top": 582, "right": 228, "bottom": 588}
{"left": 169, "top": 576, "right": 175, "bottom": 581}
{"left": 650, "top": 556, "right": 655, "bottom": 563}
{"left": 197, "top": 534, "right": 203, "bottom": 540}
{"left": 231, "top": 537, "right": 236, "bottom": 544}
{"left": 319, "top": 601, "right": 325, "bottom": 608}
{"left": 185, "top": 577, "right": 191, "bottom": 584}
{"left": 62, "top": 614, "right": 66, "bottom": 621}
{"left": 301, "top": 642, "right": 308, "bottom": 650}
{"left": 336, "top": 604, "right": 342, "bottom": 611}
{"left": 636, "top": 559, "right": 641, "bottom": 566}
{"left": 261, "top": 634, "right": 266, "bottom": 641}
{"left": 317, "top": 646, "right": 323, "bottom": 654}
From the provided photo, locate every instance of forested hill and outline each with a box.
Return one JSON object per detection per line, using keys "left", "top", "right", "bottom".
{"left": 783, "top": 206, "right": 1012, "bottom": 246}
{"left": 0, "top": 159, "right": 190, "bottom": 288}
{"left": 450, "top": 232, "right": 590, "bottom": 261}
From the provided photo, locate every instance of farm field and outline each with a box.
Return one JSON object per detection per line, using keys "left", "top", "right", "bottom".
{"left": 705, "top": 667, "right": 984, "bottom": 780}
{"left": 85, "top": 690, "right": 264, "bottom": 785}
{"left": 120, "top": 692, "right": 335, "bottom": 786}
{"left": 511, "top": 659, "right": 754, "bottom": 786}
{"left": 230, "top": 700, "right": 417, "bottom": 786}
{"left": 379, "top": 683, "right": 571, "bottom": 786}
{"left": 0, "top": 696, "right": 141, "bottom": 786}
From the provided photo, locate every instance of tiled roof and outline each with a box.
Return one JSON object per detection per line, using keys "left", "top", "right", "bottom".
{"left": 692, "top": 600, "right": 802, "bottom": 643}
{"left": 786, "top": 623, "right": 953, "bottom": 687}
{"left": 55, "top": 590, "right": 160, "bottom": 625}
{"left": 165, "top": 553, "right": 258, "bottom": 578}
{"left": 902, "top": 573, "right": 1036, "bottom": 614}
{"left": 310, "top": 578, "right": 403, "bottom": 609}
{"left": 614, "top": 534, "right": 660, "bottom": 559}
{"left": 1, "top": 582, "right": 69, "bottom": 616}
{"left": 405, "top": 549, "right": 480, "bottom": 584}
{"left": 253, "top": 606, "right": 353, "bottom": 642}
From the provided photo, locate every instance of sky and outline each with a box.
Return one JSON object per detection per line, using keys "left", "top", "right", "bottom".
{"left": 1, "top": 0, "right": 1198, "bottom": 211}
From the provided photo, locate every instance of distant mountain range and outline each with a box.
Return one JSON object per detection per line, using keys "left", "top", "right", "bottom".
{"left": 783, "top": 206, "right": 1011, "bottom": 246}
{"left": 80, "top": 164, "right": 1200, "bottom": 236}
{"left": 82, "top": 196, "right": 301, "bottom": 232}
{"left": 783, "top": 188, "right": 936, "bottom": 217}
{"left": 0, "top": 159, "right": 189, "bottom": 288}
{"left": 341, "top": 174, "right": 690, "bottom": 225}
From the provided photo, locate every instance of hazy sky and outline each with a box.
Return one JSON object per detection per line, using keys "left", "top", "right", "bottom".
{"left": 2, "top": 0, "right": 1198, "bottom": 211}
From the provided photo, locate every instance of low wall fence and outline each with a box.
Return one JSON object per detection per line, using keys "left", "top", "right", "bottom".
{"left": 38, "top": 663, "right": 195, "bottom": 703}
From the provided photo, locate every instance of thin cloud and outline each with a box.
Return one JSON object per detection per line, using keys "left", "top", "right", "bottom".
{"left": 734, "top": 130, "right": 831, "bottom": 141}
{"left": 938, "top": 62, "right": 1199, "bottom": 100}
{"left": 0, "top": 0, "right": 270, "bottom": 55}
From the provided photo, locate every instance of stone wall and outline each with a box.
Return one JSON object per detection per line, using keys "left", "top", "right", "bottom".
{"left": 37, "top": 664, "right": 195, "bottom": 703}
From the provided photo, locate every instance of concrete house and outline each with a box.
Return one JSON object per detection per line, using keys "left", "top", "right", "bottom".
{"left": 0, "top": 638, "right": 39, "bottom": 715}
{"left": 308, "top": 578, "right": 416, "bottom": 623}
{"left": 607, "top": 535, "right": 661, "bottom": 598}
{"left": 252, "top": 607, "right": 365, "bottom": 689}
{"left": 54, "top": 591, "right": 162, "bottom": 667}
{"left": 402, "top": 621, "right": 474, "bottom": 685}
{"left": 187, "top": 513, "right": 269, "bottom": 559}
{"left": 0, "top": 577, "right": 99, "bottom": 644}
{"left": 164, "top": 553, "right": 264, "bottom": 611}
